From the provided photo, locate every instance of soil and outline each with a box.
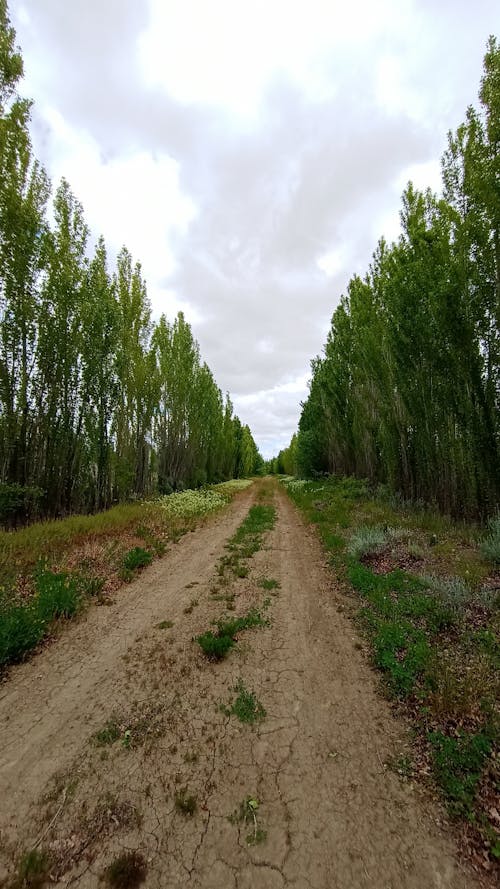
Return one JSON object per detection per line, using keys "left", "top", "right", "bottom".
{"left": 0, "top": 482, "right": 483, "bottom": 888}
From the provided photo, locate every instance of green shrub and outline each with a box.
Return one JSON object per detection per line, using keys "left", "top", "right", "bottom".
{"left": 196, "top": 631, "right": 235, "bottom": 660}
{"left": 0, "top": 600, "right": 45, "bottom": 667}
{"left": 223, "top": 679, "right": 266, "bottom": 723}
{"left": 122, "top": 547, "right": 153, "bottom": 572}
{"left": 429, "top": 730, "right": 492, "bottom": 817}
{"left": 480, "top": 514, "right": 500, "bottom": 564}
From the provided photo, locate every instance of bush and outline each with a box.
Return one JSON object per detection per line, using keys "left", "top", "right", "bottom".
{"left": 481, "top": 514, "right": 500, "bottom": 564}
{"left": 196, "top": 631, "right": 234, "bottom": 660}
{"left": 348, "top": 526, "right": 388, "bottom": 560}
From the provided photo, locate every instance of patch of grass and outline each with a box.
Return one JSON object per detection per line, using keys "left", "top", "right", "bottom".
{"left": 217, "top": 503, "right": 276, "bottom": 582}
{"left": 196, "top": 607, "right": 269, "bottom": 660}
{"left": 0, "top": 568, "right": 90, "bottom": 669}
{"left": 429, "top": 730, "right": 492, "bottom": 818}
{"left": 9, "top": 849, "right": 51, "bottom": 888}
{"left": 157, "top": 620, "right": 174, "bottom": 629}
{"left": 373, "top": 620, "right": 431, "bottom": 697}
{"left": 348, "top": 526, "right": 388, "bottom": 560}
{"left": 102, "top": 850, "right": 147, "bottom": 888}
{"left": 174, "top": 788, "right": 197, "bottom": 815}
{"left": 258, "top": 577, "right": 280, "bottom": 591}
{"left": 222, "top": 679, "right": 266, "bottom": 723}
{"left": 122, "top": 547, "right": 153, "bottom": 573}
{"left": 92, "top": 720, "right": 121, "bottom": 747}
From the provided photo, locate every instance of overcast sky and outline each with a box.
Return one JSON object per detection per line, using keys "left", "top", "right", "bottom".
{"left": 9, "top": 0, "right": 500, "bottom": 458}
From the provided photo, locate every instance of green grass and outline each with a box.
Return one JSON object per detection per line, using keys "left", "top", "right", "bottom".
{"left": 282, "top": 473, "right": 499, "bottom": 862}
{"left": 196, "top": 608, "right": 269, "bottom": 660}
{"left": 0, "top": 568, "right": 90, "bottom": 669}
{"left": 222, "top": 679, "right": 266, "bottom": 723}
{"left": 258, "top": 577, "right": 280, "bottom": 591}
{"left": 122, "top": 546, "right": 153, "bottom": 573}
{"left": 217, "top": 503, "right": 277, "bottom": 581}
{"left": 8, "top": 849, "right": 51, "bottom": 888}
{"left": 92, "top": 720, "right": 121, "bottom": 747}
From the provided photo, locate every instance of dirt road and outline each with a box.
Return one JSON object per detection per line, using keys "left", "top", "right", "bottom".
{"left": 0, "top": 482, "right": 478, "bottom": 888}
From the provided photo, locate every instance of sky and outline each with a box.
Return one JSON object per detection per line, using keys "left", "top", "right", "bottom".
{"left": 9, "top": 0, "right": 500, "bottom": 459}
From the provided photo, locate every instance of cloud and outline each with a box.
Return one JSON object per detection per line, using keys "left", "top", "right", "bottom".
{"left": 9, "top": 0, "right": 500, "bottom": 458}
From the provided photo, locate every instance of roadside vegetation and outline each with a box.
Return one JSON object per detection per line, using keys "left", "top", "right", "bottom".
{"left": 281, "top": 475, "right": 499, "bottom": 869}
{"left": 0, "top": 481, "right": 251, "bottom": 672}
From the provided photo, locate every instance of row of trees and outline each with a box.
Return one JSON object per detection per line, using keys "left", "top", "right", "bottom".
{"left": 289, "top": 38, "right": 500, "bottom": 518}
{"left": 0, "top": 1, "right": 261, "bottom": 522}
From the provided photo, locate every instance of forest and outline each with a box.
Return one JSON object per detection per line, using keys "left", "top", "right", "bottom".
{"left": 276, "top": 38, "right": 500, "bottom": 520}
{"left": 0, "top": 1, "right": 261, "bottom": 526}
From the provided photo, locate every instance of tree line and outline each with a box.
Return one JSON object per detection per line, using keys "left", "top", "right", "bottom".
{"left": 280, "top": 38, "right": 500, "bottom": 519}
{"left": 0, "top": 1, "right": 261, "bottom": 524}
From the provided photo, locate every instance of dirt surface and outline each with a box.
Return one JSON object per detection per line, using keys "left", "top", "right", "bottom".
{"left": 0, "top": 482, "right": 481, "bottom": 888}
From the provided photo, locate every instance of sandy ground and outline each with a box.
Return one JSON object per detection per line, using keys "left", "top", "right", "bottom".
{"left": 0, "top": 482, "right": 480, "bottom": 888}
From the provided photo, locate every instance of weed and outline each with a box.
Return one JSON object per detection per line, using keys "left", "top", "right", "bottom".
{"left": 9, "top": 849, "right": 51, "bottom": 888}
{"left": 222, "top": 679, "right": 266, "bottom": 724}
{"left": 122, "top": 547, "right": 153, "bottom": 573}
{"left": 429, "top": 730, "right": 492, "bottom": 818}
{"left": 196, "top": 631, "right": 235, "bottom": 660}
{"left": 183, "top": 751, "right": 199, "bottom": 764}
{"left": 196, "top": 607, "right": 268, "bottom": 660}
{"left": 92, "top": 720, "right": 121, "bottom": 747}
{"left": 174, "top": 788, "right": 197, "bottom": 815}
{"left": 259, "top": 578, "right": 280, "bottom": 591}
{"left": 228, "top": 797, "right": 267, "bottom": 845}
{"left": 35, "top": 568, "right": 83, "bottom": 621}
{"left": 102, "top": 850, "right": 147, "bottom": 888}
{"left": 421, "top": 575, "right": 471, "bottom": 617}
{"left": 157, "top": 620, "right": 174, "bottom": 629}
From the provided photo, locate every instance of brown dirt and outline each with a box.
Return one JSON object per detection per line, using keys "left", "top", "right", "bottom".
{"left": 0, "top": 482, "right": 482, "bottom": 888}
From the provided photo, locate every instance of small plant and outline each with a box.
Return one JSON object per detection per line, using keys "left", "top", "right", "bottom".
{"left": 429, "top": 729, "right": 492, "bottom": 818}
{"left": 157, "top": 620, "right": 173, "bottom": 629}
{"left": 259, "top": 577, "right": 280, "bottom": 591}
{"left": 10, "top": 849, "right": 51, "bottom": 888}
{"left": 92, "top": 720, "right": 121, "bottom": 746}
{"left": 348, "top": 526, "right": 388, "bottom": 560}
{"left": 222, "top": 679, "right": 266, "bottom": 724}
{"left": 480, "top": 514, "right": 500, "bottom": 564}
{"left": 174, "top": 788, "right": 197, "bottom": 815}
{"left": 422, "top": 575, "right": 471, "bottom": 616}
{"left": 102, "top": 850, "right": 147, "bottom": 888}
{"left": 196, "top": 631, "right": 234, "bottom": 660}
{"left": 229, "top": 797, "right": 267, "bottom": 845}
{"left": 122, "top": 547, "right": 153, "bottom": 573}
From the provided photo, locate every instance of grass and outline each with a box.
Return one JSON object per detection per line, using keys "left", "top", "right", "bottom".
{"left": 216, "top": 503, "right": 277, "bottom": 582}
{"left": 0, "top": 568, "right": 92, "bottom": 669}
{"left": 196, "top": 607, "right": 269, "bottom": 660}
{"left": 174, "top": 788, "right": 197, "bottom": 816}
{"left": 283, "top": 473, "right": 499, "bottom": 866}
{"left": 222, "top": 679, "right": 266, "bottom": 723}
{"left": 102, "top": 851, "right": 147, "bottom": 888}
{"left": 8, "top": 849, "right": 51, "bottom": 888}
{"left": 258, "top": 577, "right": 280, "bottom": 591}
{"left": 122, "top": 546, "right": 153, "bottom": 573}
{"left": 92, "top": 720, "right": 121, "bottom": 746}
{"left": 157, "top": 620, "right": 174, "bottom": 629}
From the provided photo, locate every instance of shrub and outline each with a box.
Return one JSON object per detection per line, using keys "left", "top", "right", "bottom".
{"left": 223, "top": 679, "right": 266, "bottom": 723}
{"left": 348, "top": 526, "right": 387, "bottom": 560}
{"left": 35, "top": 569, "right": 83, "bottom": 621}
{"left": 480, "top": 514, "right": 500, "bottom": 564}
{"left": 196, "top": 631, "right": 234, "bottom": 660}
{"left": 422, "top": 575, "right": 471, "bottom": 616}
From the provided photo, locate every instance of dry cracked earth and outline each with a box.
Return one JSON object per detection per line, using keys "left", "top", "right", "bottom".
{"left": 0, "top": 481, "right": 481, "bottom": 888}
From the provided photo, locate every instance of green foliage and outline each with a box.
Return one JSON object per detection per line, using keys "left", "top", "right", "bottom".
{"left": 92, "top": 721, "right": 121, "bottom": 747}
{"left": 223, "top": 679, "right": 266, "bottom": 723}
{"left": 480, "top": 514, "right": 500, "bottom": 563}
{"left": 122, "top": 547, "right": 153, "bottom": 572}
{"left": 102, "top": 851, "right": 147, "bottom": 888}
{"left": 10, "top": 849, "right": 51, "bottom": 889}
{"left": 34, "top": 569, "right": 82, "bottom": 621}
{"left": 348, "top": 526, "right": 388, "bottom": 560}
{"left": 258, "top": 577, "right": 280, "bottom": 590}
{"left": 0, "top": 483, "right": 44, "bottom": 528}
{"left": 373, "top": 621, "right": 431, "bottom": 697}
{"left": 429, "top": 730, "right": 492, "bottom": 817}
{"left": 196, "top": 607, "right": 269, "bottom": 660}
{"left": 291, "top": 38, "right": 500, "bottom": 520}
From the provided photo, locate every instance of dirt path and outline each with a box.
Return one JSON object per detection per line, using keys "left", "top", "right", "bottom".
{"left": 0, "top": 482, "right": 479, "bottom": 888}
